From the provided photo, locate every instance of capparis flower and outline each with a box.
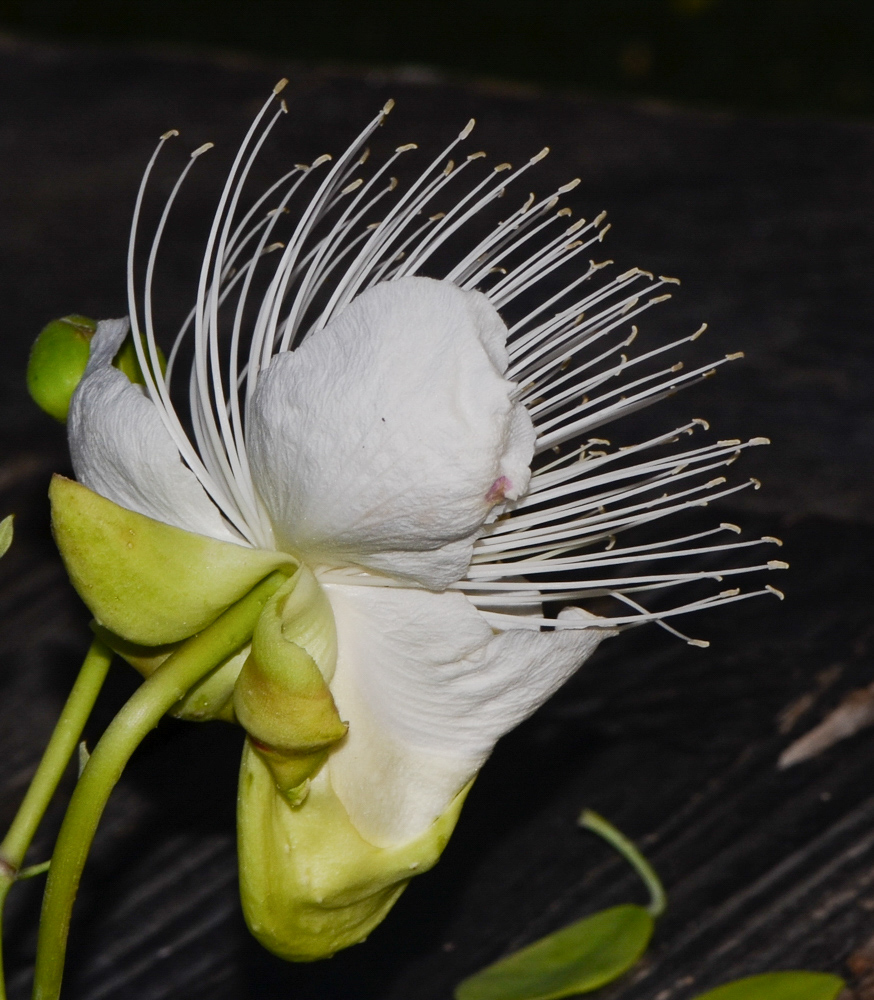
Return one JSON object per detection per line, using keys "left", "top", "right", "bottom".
{"left": 47, "top": 84, "right": 786, "bottom": 960}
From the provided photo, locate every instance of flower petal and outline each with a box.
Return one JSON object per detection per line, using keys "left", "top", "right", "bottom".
{"left": 321, "top": 580, "right": 610, "bottom": 846}
{"left": 68, "top": 317, "right": 238, "bottom": 542}
{"left": 248, "top": 277, "right": 535, "bottom": 588}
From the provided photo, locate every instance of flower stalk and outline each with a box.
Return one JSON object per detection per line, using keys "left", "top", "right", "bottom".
{"left": 32, "top": 571, "right": 287, "bottom": 1000}
{"left": 0, "top": 638, "right": 112, "bottom": 1000}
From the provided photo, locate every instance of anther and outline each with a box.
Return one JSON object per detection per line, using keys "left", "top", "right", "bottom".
{"left": 720, "top": 523, "right": 742, "bottom": 533}
{"left": 594, "top": 210, "right": 608, "bottom": 226}
{"left": 460, "top": 119, "right": 476, "bottom": 139}
{"left": 650, "top": 294, "right": 673, "bottom": 305}
{"left": 690, "top": 323, "right": 708, "bottom": 340}
{"left": 749, "top": 436, "right": 770, "bottom": 446}
{"left": 671, "top": 362, "right": 684, "bottom": 372}
{"left": 762, "top": 536, "right": 783, "bottom": 546}
{"left": 280, "top": 99, "right": 288, "bottom": 114}
{"left": 382, "top": 98, "right": 396, "bottom": 115}
{"left": 559, "top": 208, "right": 574, "bottom": 219}
{"left": 718, "top": 439, "right": 742, "bottom": 447}
{"left": 312, "top": 153, "right": 332, "bottom": 168}
{"left": 530, "top": 147, "right": 550, "bottom": 163}
{"left": 660, "top": 275, "right": 681, "bottom": 285}
{"left": 598, "top": 224, "right": 612, "bottom": 241}
{"left": 726, "top": 351, "right": 745, "bottom": 360}
{"left": 396, "top": 143, "right": 418, "bottom": 153}
{"left": 495, "top": 162, "right": 512, "bottom": 173}
{"left": 273, "top": 78, "right": 289, "bottom": 95}
{"left": 706, "top": 477, "right": 727, "bottom": 487}
{"left": 751, "top": 478, "right": 762, "bottom": 489}
{"left": 388, "top": 177, "right": 399, "bottom": 190}
{"left": 768, "top": 560, "right": 789, "bottom": 570}
{"left": 766, "top": 585, "right": 786, "bottom": 599}
{"left": 693, "top": 418, "right": 710, "bottom": 430}
{"left": 617, "top": 268, "right": 640, "bottom": 281}
{"left": 559, "top": 178, "right": 581, "bottom": 193}
{"left": 341, "top": 179, "right": 364, "bottom": 194}
{"left": 191, "top": 142, "right": 214, "bottom": 159}
{"left": 444, "top": 160, "right": 455, "bottom": 176}
{"left": 688, "top": 639, "right": 711, "bottom": 648}
{"left": 468, "top": 151, "right": 487, "bottom": 161}
{"left": 720, "top": 588, "right": 741, "bottom": 598}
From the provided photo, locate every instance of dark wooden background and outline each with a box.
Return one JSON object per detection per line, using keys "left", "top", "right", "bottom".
{"left": 0, "top": 34, "right": 873, "bottom": 1000}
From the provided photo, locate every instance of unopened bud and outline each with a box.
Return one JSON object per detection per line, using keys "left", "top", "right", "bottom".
{"left": 28, "top": 316, "right": 167, "bottom": 423}
{"left": 27, "top": 315, "right": 96, "bottom": 422}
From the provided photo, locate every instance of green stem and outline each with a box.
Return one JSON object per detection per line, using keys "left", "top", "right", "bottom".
{"left": 0, "top": 639, "right": 113, "bottom": 1000}
{"left": 578, "top": 809, "right": 667, "bottom": 918}
{"left": 32, "top": 571, "right": 286, "bottom": 1000}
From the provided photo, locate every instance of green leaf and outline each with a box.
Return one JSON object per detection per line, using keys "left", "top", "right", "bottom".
{"left": 690, "top": 973, "right": 845, "bottom": 1000}
{"left": 0, "top": 514, "right": 12, "bottom": 559}
{"left": 454, "top": 904, "right": 654, "bottom": 1000}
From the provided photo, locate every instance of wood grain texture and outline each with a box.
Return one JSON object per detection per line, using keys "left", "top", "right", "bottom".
{"left": 0, "top": 35, "right": 872, "bottom": 1000}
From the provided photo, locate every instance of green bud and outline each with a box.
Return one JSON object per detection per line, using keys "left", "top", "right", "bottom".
{"left": 234, "top": 569, "right": 346, "bottom": 800}
{"left": 27, "top": 315, "right": 96, "bottom": 422}
{"left": 28, "top": 315, "right": 168, "bottom": 423}
{"left": 237, "top": 742, "right": 471, "bottom": 961}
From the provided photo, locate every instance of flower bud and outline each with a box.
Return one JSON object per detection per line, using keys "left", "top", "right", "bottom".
{"left": 27, "top": 316, "right": 96, "bottom": 422}
{"left": 233, "top": 568, "right": 346, "bottom": 802}
{"left": 28, "top": 316, "right": 167, "bottom": 423}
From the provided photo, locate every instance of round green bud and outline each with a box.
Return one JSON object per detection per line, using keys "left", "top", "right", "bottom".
{"left": 27, "top": 315, "right": 96, "bottom": 422}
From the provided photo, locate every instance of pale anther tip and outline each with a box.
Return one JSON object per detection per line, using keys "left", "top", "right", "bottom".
{"left": 768, "top": 560, "right": 790, "bottom": 570}
{"left": 720, "top": 522, "right": 742, "bottom": 534}
{"left": 763, "top": 536, "right": 783, "bottom": 546}
{"left": 660, "top": 275, "right": 681, "bottom": 285}
{"left": 726, "top": 351, "right": 745, "bottom": 360}
{"left": 766, "top": 585, "right": 786, "bottom": 600}
{"left": 191, "top": 141, "right": 214, "bottom": 158}
{"left": 273, "top": 78, "right": 289, "bottom": 95}
{"left": 280, "top": 99, "right": 288, "bottom": 114}
{"left": 691, "top": 323, "right": 708, "bottom": 340}
{"left": 460, "top": 118, "right": 476, "bottom": 138}
{"left": 718, "top": 438, "right": 741, "bottom": 447}
{"left": 160, "top": 129, "right": 180, "bottom": 141}
{"left": 594, "top": 210, "right": 608, "bottom": 225}
{"left": 750, "top": 436, "right": 771, "bottom": 446}
{"left": 751, "top": 477, "right": 762, "bottom": 489}
{"left": 689, "top": 639, "right": 711, "bottom": 648}
{"left": 531, "top": 147, "right": 550, "bottom": 163}
{"left": 468, "top": 150, "right": 487, "bottom": 160}
{"left": 495, "top": 162, "right": 512, "bottom": 172}
{"left": 396, "top": 143, "right": 418, "bottom": 153}
{"left": 671, "top": 362, "right": 684, "bottom": 372}
{"left": 693, "top": 418, "right": 710, "bottom": 429}
{"left": 721, "top": 588, "right": 740, "bottom": 597}
{"left": 558, "top": 207, "right": 574, "bottom": 218}
{"left": 382, "top": 98, "right": 396, "bottom": 114}
{"left": 559, "top": 178, "right": 581, "bottom": 193}
{"left": 312, "top": 153, "right": 333, "bottom": 167}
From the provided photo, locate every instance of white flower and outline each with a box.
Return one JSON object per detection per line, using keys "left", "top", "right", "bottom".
{"left": 59, "top": 84, "right": 786, "bottom": 954}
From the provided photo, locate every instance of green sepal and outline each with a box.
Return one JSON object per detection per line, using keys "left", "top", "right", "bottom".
{"left": 91, "top": 623, "right": 244, "bottom": 722}
{"left": 0, "top": 514, "right": 13, "bottom": 559}
{"left": 454, "top": 904, "right": 654, "bottom": 1000}
{"left": 237, "top": 742, "right": 470, "bottom": 961}
{"left": 50, "top": 475, "right": 294, "bottom": 646}
{"left": 234, "top": 568, "right": 346, "bottom": 796}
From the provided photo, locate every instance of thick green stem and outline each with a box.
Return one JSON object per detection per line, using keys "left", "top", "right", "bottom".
{"left": 0, "top": 639, "right": 113, "bottom": 1000}
{"left": 32, "top": 571, "right": 286, "bottom": 1000}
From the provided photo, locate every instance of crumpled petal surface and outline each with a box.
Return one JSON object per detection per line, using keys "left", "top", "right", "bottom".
{"left": 68, "top": 318, "right": 238, "bottom": 543}
{"left": 247, "top": 277, "right": 535, "bottom": 589}
{"left": 321, "top": 580, "right": 609, "bottom": 846}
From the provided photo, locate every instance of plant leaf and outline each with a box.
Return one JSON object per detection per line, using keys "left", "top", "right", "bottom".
{"left": 454, "top": 904, "right": 654, "bottom": 1000}
{"left": 690, "top": 973, "right": 845, "bottom": 1000}
{"left": 0, "top": 514, "right": 13, "bottom": 559}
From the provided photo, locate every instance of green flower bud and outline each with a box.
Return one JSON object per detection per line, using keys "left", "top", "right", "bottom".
{"left": 28, "top": 316, "right": 168, "bottom": 423}
{"left": 234, "top": 569, "right": 346, "bottom": 801}
{"left": 27, "top": 315, "right": 96, "bottom": 422}
{"left": 237, "top": 742, "right": 471, "bottom": 961}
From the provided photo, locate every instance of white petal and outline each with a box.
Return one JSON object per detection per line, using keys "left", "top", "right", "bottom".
{"left": 68, "top": 318, "right": 238, "bottom": 543}
{"left": 322, "top": 580, "right": 610, "bottom": 846}
{"left": 248, "top": 277, "right": 535, "bottom": 588}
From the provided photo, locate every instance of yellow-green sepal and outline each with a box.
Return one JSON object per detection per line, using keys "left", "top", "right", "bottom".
{"left": 234, "top": 568, "right": 346, "bottom": 797}
{"left": 237, "top": 742, "right": 470, "bottom": 961}
{"left": 91, "top": 623, "right": 245, "bottom": 722}
{"left": 50, "top": 475, "right": 295, "bottom": 646}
